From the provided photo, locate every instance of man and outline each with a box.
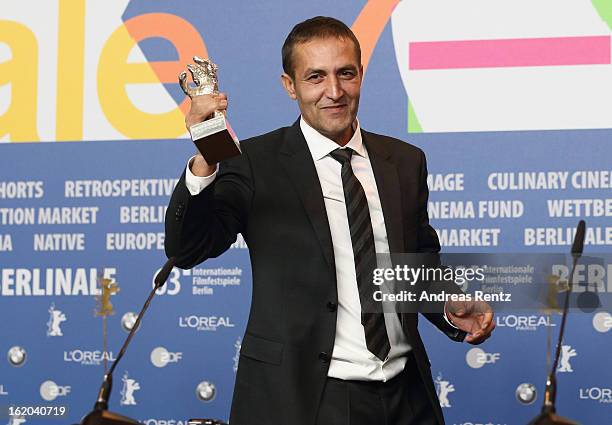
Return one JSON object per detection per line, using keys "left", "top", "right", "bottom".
{"left": 165, "top": 16, "right": 495, "bottom": 425}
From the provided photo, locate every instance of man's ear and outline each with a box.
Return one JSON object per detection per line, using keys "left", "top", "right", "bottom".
{"left": 281, "top": 73, "right": 297, "bottom": 100}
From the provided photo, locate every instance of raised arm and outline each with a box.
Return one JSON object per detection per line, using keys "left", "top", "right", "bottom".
{"left": 165, "top": 93, "right": 253, "bottom": 269}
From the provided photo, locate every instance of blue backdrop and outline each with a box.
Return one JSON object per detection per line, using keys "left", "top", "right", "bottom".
{"left": 1, "top": 1, "right": 611, "bottom": 424}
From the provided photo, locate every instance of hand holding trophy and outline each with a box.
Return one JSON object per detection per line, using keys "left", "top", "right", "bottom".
{"left": 179, "top": 56, "right": 241, "bottom": 164}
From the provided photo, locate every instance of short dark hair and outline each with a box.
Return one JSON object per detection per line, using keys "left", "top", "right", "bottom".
{"left": 282, "top": 16, "right": 362, "bottom": 78}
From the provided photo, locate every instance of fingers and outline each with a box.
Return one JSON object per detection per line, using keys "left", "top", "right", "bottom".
{"left": 206, "top": 93, "right": 227, "bottom": 112}
{"left": 447, "top": 300, "right": 470, "bottom": 317}
{"left": 466, "top": 312, "right": 496, "bottom": 345}
{"left": 185, "top": 93, "right": 228, "bottom": 129}
{"left": 218, "top": 96, "right": 228, "bottom": 110}
{"left": 480, "top": 311, "right": 494, "bottom": 330}
{"left": 212, "top": 92, "right": 228, "bottom": 111}
{"left": 465, "top": 332, "right": 488, "bottom": 344}
{"left": 190, "top": 93, "right": 226, "bottom": 109}
{"left": 465, "top": 327, "right": 488, "bottom": 344}
{"left": 466, "top": 330, "right": 492, "bottom": 344}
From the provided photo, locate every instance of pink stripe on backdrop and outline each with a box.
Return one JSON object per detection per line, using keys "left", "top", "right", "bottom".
{"left": 409, "top": 36, "right": 611, "bottom": 70}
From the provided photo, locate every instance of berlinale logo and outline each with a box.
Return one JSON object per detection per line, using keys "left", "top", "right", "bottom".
{"left": 120, "top": 371, "right": 140, "bottom": 406}
{"left": 466, "top": 348, "right": 500, "bottom": 369}
{"left": 557, "top": 345, "right": 577, "bottom": 373}
{"left": 178, "top": 315, "right": 235, "bottom": 331}
{"left": 46, "top": 303, "right": 66, "bottom": 336}
{"left": 434, "top": 373, "right": 455, "bottom": 408}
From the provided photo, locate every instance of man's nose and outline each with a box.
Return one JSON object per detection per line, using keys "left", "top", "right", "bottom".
{"left": 325, "top": 76, "right": 343, "bottom": 101}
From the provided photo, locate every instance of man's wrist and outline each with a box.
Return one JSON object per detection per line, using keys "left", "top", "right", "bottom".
{"left": 189, "top": 155, "right": 216, "bottom": 177}
{"left": 185, "top": 156, "right": 218, "bottom": 196}
{"left": 185, "top": 117, "right": 199, "bottom": 129}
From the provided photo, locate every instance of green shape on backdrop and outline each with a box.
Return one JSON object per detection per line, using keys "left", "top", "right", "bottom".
{"left": 407, "top": 99, "right": 423, "bottom": 133}
{"left": 592, "top": 0, "right": 612, "bottom": 30}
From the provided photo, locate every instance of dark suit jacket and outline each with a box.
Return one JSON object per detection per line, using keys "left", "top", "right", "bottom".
{"left": 165, "top": 120, "right": 466, "bottom": 425}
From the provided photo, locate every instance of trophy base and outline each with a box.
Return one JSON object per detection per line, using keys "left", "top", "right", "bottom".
{"left": 189, "top": 115, "right": 241, "bottom": 164}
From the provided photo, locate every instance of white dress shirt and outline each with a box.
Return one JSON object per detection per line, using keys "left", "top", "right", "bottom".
{"left": 185, "top": 118, "right": 456, "bottom": 381}
{"left": 298, "top": 118, "right": 411, "bottom": 381}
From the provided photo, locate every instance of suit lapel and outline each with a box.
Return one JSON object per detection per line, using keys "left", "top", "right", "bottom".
{"left": 279, "top": 121, "right": 336, "bottom": 273}
{"left": 362, "top": 130, "right": 405, "bottom": 254}
{"left": 362, "top": 131, "right": 409, "bottom": 328}
{"left": 277, "top": 124, "right": 406, "bottom": 277}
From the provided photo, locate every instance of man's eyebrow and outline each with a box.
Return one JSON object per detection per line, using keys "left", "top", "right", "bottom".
{"left": 302, "top": 67, "right": 326, "bottom": 76}
{"left": 302, "top": 65, "right": 358, "bottom": 76}
{"left": 338, "top": 65, "right": 358, "bottom": 72}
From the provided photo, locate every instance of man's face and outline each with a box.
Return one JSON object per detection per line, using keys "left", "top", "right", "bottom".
{"left": 281, "top": 37, "right": 362, "bottom": 145}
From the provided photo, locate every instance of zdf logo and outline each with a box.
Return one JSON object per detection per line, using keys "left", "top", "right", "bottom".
{"left": 466, "top": 348, "right": 500, "bottom": 369}
{"left": 592, "top": 312, "right": 612, "bottom": 333}
{"left": 150, "top": 347, "right": 183, "bottom": 368}
{"left": 40, "top": 380, "right": 70, "bottom": 401}
{"left": 152, "top": 267, "right": 181, "bottom": 295}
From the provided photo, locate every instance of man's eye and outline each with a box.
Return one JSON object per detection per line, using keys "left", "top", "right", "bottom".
{"left": 308, "top": 74, "right": 322, "bottom": 81}
{"left": 341, "top": 71, "right": 355, "bottom": 78}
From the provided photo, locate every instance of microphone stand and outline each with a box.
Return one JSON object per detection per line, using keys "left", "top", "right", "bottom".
{"left": 79, "top": 258, "right": 176, "bottom": 425}
{"left": 527, "top": 221, "right": 585, "bottom": 425}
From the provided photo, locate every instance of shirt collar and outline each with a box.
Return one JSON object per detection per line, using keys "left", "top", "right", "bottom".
{"left": 299, "top": 116, "right": 367, "bottom": 161}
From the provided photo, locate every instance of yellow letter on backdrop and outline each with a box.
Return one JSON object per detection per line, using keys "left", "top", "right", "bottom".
{"left": 0, "top": 20, "right": 39, "bottom": 142}
{"left": 56, "top": 0, "right": 85, "bottom": 141}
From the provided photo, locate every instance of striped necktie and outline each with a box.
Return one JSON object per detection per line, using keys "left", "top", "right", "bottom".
{"left": 330, "top": 148, "right": 390, "bottom": 361}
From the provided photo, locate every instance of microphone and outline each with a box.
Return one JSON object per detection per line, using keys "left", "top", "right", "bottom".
{"left": 79, "top": 258, "right": 176, "bottom": 425}
{"left": 571, "top": 220, "right": 585, "bottom": 257}
{"left": 155, "top": 256, "right": 176, "bottom": 288}
{"left": 527, "top": 221, "right": 585, "bottom": 425}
